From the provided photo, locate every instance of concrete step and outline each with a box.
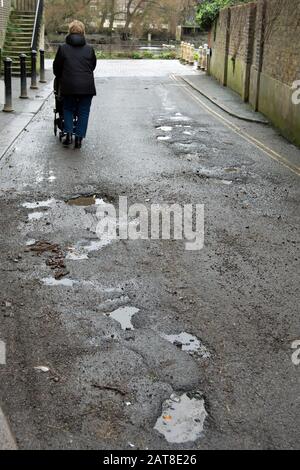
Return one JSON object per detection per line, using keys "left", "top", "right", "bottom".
{"left": 12, "top": 19, "right": 34, "bottom": 24}
{"left": 4, "top": 42, "right": 31, "bottom": 47}
{"left": 6, "top": 32, "right": 32, "bottom": 35}
{"left": 4, "top": 45, "right": 32, "bottom": 49}
{"left": 12, "top": 14, "right": 35, "bottom": 19}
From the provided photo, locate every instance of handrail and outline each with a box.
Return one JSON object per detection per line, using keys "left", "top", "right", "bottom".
{"left": 31, "top": 0, "right": 44, "bottom": 51}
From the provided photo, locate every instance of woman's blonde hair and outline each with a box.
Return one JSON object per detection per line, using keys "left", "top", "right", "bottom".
{"left": 69, "top": 20, "right": 85, "bottom": 35}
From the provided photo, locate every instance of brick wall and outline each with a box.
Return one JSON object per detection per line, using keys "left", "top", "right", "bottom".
{"left": 262, "top": 0, "right": 300, "bottom": 86}
{"left": 0, "top": 0, "right": 11, "bottom": 49}
{"left": 210, "top": 0, "right": 300, "bottom": 145}
{"left": 228, "top": 5, "right": 250, "bottom": 61}
{"left": 209, "top": 8, "right": 231, "bottom": 85}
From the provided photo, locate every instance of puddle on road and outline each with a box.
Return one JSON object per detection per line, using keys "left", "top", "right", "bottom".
{"left": 161, "top": 332, "right": 211, "bottom": 359}
{"left": 106, "top": 306, "right": 139, "bottom": 331}
{"left": 42, "top": 277, "right": 77, "bottom": 287}
{"left": 66, "top": 237, "right": 112, "bottom": 260}
{"left": 170, "top": 113, "right": 191, "bottom": 122}
{"left": 157, "top": 126, "right": 173, "bottom": 132}
{"left": 66, "top": 249, "right": 89, "bottom": 261}
{"left": 66, "top": 195, "right": 105, "bottom": 207}
{"left": 28, "top": 211, "right": 45, "bottom": 221}
{"left": 22, "top": 199, "right": 56, "bottom": 209}
{"left": 154, "top": 392, "right": 207, "bottom": 444}
{"left": 224, "top": 167, "right": 239, "bottom": 173}
{"left": 83, "top": 239, "right": 112, "bottom": 252}
{"left": 26, "top": 239, "right": 36, "bottom": 246}
{"left": 157, "top": 136, "right": 171, "bottom": 141}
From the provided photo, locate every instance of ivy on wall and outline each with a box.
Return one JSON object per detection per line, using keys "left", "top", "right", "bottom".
{"left": 196, "top": 0, "right": 252, "bottom": 29}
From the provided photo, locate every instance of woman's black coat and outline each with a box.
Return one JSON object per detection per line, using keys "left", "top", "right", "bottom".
{"left": 53, "top": 34, "right": 97, "bottom": 96}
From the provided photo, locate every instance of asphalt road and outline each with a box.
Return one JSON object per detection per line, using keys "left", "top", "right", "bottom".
{"left": 0, "top": 61, "right": 299, "bottom": 450}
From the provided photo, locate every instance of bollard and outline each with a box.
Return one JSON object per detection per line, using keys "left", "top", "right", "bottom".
{"left": 189, "top": 44, "right": 195, "bottom": 65}
{"left": 203, "top": 44, "right": 208, "bottom": 71}
{"left": 19, "top": 54, "right": 28, "bottom": 99}
{"left": 3, "top": 58, "right": 13, "bottom": 113}
{"left": 39, "top": 49, "right": 46, "bottom": 83}
{"left": 197, "top": 46, "right": 203, "bottom": 70}
{"left": 186, "top": 43, "right": 190, "bottom": 64}
{"left": 183, "top": 42, "right": 187, "bottom": 63}
{"left": 30, "top": 50, "right": 38, "bottom": 90}
{"left": 201, "top": 45, "right": 206, "bottom": 70}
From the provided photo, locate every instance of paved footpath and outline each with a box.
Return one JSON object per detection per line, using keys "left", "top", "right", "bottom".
{"left": 0, "top": 71, "right": 53, "bottom": 161}
{"left": 0, "top": 60, "right": 299, "bottom": 450}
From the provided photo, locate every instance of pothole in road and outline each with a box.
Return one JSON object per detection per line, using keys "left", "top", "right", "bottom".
{"left": 105, "top": 306, "right": 140, "bottom": 331}
{"left": 22, "top": 199, "right": 57, "bottom": 221}
{"left": 66, "top": 237, "right": 113, "bottom": 260}
{"left": 170, "top": 113, "right": 191, "bottom": 122}
{"left": 26, "top": 239, "right": 36, "bottom": 246}
{"left": 28, "top": 211, "right": 45, "bottom": 221}
{"left": 22, "top": 199, "right": 56, "bottom": 210}
{"left": 154, "top": 391, "right": 207, "bottom": 443}
{"left": 160, "top": 332, "right": 211, "bottom": 359}
{"left": 42, "top": 277, "right": 77, "bottom": 287}
{"left": 156, "top": 126, "right": 173, "bottom": 132}
{"left": 66, "top": 195, "right": 105, "bottom": 207}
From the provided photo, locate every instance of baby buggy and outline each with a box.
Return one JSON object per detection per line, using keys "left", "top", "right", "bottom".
{"left": 53, "top": 78, "right": 77, "bottom": 141}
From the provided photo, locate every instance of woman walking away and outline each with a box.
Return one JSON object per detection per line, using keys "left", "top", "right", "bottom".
{"left": 53, "top": 20, "right": 97, "bottom": 149}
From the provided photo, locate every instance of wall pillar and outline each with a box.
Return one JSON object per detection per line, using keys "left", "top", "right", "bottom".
{"left": 242, "top": 3, "right": 257, "bottom": 102}
{"left": 222, "top": 8, "right": 231, "bottom": 86}
{"left": 253, "top": 0, "right": 267, "bottom": 110}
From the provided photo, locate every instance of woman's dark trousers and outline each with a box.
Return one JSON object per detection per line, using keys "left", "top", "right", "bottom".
{"left": 63, "top": 95, "right": 93, "bottom": 138}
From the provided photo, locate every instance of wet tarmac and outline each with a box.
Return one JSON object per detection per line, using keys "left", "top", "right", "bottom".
{"left": 0, "top": 61, "right": 299, "bottom": 450}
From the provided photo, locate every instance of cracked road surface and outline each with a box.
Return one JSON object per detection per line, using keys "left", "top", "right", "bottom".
{"left": 0, "top": 61, "right": 299, "bottom": 450}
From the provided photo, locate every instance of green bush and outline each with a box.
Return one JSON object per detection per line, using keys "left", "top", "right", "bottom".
{"left": 132, "top": 52, "right": 143, "bottom": 59}
{"left": 157, "top": 51, "right": 177, "bottom": 60}
{"left": 196, "top": 0, "right": 251, "bottom": 29}
{"left": 143, "top": 51, "right": 155, "bottom": 59}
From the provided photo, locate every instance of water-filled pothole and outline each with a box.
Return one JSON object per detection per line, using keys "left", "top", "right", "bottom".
{"left": 105, "top": 306, "right": 139, "bottom": 331}
{"left": 66, "top": 195, "right": 105, "bottom": 207}
{"left": 22, "top": 199, "right": 56, "bottom": 209}
{"left": 161, "top": 332, "right": 210, "bottom": 359}
{"left": 42, "top": 277, "right": 77, "bottom": 287}
{"left": 156, "top": 126, "right": 173, "bottom": 132}
{"left": 28, "top": 212, "right": 45, "bottom": 221}
{"left": 154, "top": 391, "right": 207, "bottom": 443}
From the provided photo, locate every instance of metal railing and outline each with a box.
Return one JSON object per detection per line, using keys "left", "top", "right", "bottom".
{"left": 13, "top": 0, "right": 37, "bottom": 12}
{"left": 31, "top": 0, "right": 44, "bottom": 51}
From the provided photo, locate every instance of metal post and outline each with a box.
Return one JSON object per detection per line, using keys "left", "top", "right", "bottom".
{"left": 20, "top": 54, "right": 28, "bottom": 99}
{"left": 30, "top": 50, "right": 38, "bottom": 90}
{"left": 3, "top": 58, "right": 13, "bottom": 113}
{"left": 39, "top": 49, "right": 46, "bottom": 83}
